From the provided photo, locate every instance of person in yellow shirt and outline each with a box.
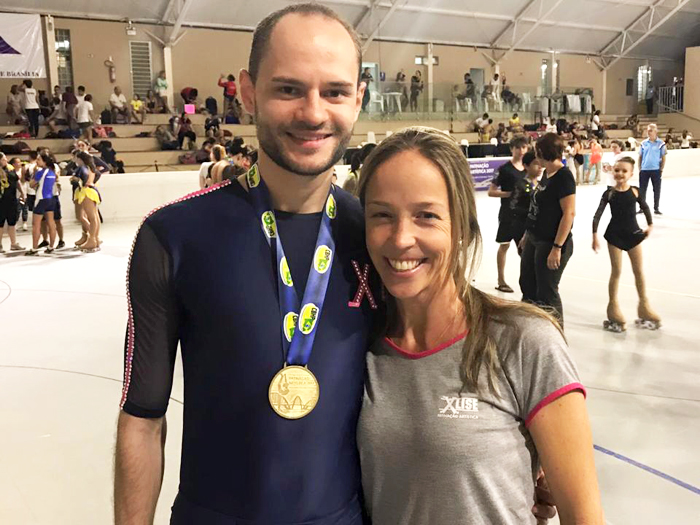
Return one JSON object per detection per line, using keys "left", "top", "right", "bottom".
{"left": 130, "top": 94, "right": 146, "bottom": 125}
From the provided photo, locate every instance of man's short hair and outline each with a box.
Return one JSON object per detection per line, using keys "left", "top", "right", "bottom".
{"left": 78, "top": 85, "right": 85, "bottom": 92}
{"left": 522, "top": 151, "right": 537, "bottom": 166}
{"left": 248, "top": 3, "right": 362, "bottom": 84}
{"left": 510, "top": 136, "right": 528, "bottom": 149}
{"left": 647, "top": 123, "right": 658, "bottom": 130}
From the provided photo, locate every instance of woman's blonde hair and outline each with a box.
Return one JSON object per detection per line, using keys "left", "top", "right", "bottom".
{"left": 357, "top": 127, "right": 563, "bottom": 396}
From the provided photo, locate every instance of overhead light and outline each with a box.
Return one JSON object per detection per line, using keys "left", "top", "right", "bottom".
{"left": 125, "top": 19, "right": 136, "bottom": 36}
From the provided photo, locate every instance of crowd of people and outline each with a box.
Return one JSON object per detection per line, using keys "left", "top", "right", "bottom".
{"left": 0, "top": 139, "right": 107, "bottom": 255}
{"left": 486, "top": 130, "right": 662, "bottom": 331}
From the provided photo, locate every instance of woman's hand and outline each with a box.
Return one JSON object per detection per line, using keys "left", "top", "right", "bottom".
{"left": 644, "top": 225, "right": 653, "bottom": 237}
{"left": 547, "top": 247, "right": 561, "bottom": 270}
{"left": 518, "top": 233, "right": 528, "bottom": 253}
{"left": 592, "top": 235, "right": 600, "bottom": 253}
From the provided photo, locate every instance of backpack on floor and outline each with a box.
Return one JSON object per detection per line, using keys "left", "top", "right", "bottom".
{"left": 100, "top": 109, "right": 112, "bottom": 125}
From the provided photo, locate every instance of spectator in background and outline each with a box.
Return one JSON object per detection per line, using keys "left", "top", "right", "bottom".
{"left": 495, "top": 122, "right": 508, "bottom": 144}
{"left": 465, "top": 73, "right": 476, "bottom": 105}
{"left": 645, "top": 81, "right": 654, "bottom": 115}
{"left": 218, "top": 74, "right": 238, "bottom": 114}
{"left": 638, "top": 123, "right": 666, "bottom": 215}
{"left": 209, "top": 144, "right": 230, "bottom": 183}
{"left": 344, "top": 143, "right": 376, "bottom": 195}
{"left": 591, "top": 110, "right": 602, "bottom": 139}
{"left": 19, "top": 80, "right": 41, "bottom": 138}
{"left": 76, "top": 94, "right": 95, "bottom": 141}
{"left": 180, "top": 87, "right": 199, "bottom": 106}
{"left": 6, "top": 85, "right": 22, "bottom": 125}
{"left": 490, "top": 73, "right": 501, "bottom": 101}
{"left": 361, "top": 67, "right": 373, "bottom": 112}
{"left": 410, "top": 70, "right": 423, "bottom": 112}
{"left": 155, "top": 125, "right": 179, "bottom": 151}
{"left": 109, "top": 86, "right": 130, "bottom": 124}
{"left": 38, "top": 90, "right": 51, "bottom": 120}
{"left": 46, "top": 96, "right": 68, "bottom": 134}
{"left": 502, "top": 85, "right": 520, "bottom": 110}
{"left": 62, "top": 86, "right": 79, "bottom": 129}
{"left": 155, "top": 71, "right": 170, "bottom": 113}
{"left": 475, "top": 112, "right": 489, "bottom": 132}
{"left": 195, "top": 138, "right": 216, "bottom": 163}
{"left": 130, "top": 94, "right": 146, "bottom": 125}
{"left": 76, "top": 85, "right": 86, "bottom": 104}
{"left": 509, "top": 113, "right": 523, "bottom": 133}
{"left": 177, "top": 114, "right": 196, "bottom": 149}
{"left": 145, "top": 89, "right": 160, "bottom": 114}
{"left": 0, "top": 153, "right": 25, "bottom": 252}
{"left": 52, "top": 85, "right": 62, "bottom": 101}
{"left": 395, "top": 69, "right": 408, "bottom": 110}
{"left": 680, "top": 130, "right": 692, "bottom": 149}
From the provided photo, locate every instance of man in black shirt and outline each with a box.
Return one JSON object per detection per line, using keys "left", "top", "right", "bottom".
{"left": 488, "top": 136, "right": 528, "bottom": 293}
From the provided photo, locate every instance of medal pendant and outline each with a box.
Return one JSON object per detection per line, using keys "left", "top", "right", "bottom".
{"left": 268, "top": 365, "right": 320, "bottom": 419}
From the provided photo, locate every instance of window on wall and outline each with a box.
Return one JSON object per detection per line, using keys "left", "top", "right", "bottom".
{"left": 54, "top": 29, "right": 74, "bottom": 89}
{"left": 637, "top": 65, "right": 652, "bottom": 102}
{"left": 129, "top": 41, "right": 153, "bottom": 98}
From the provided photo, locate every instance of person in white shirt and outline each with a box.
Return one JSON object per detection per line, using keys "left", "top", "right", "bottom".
{"left": 47, "top": 97, "right": 68, "bottom": 133}
{"left": 109, "top": 86, "right": 130, "bottom": 124}
{"left": 680, "top": 130, "right": 692, "bottom": 149}
{"left": 490, "top": 73, "right": 501, "bottom": 101}
{"left": 19, "top": 79, "right": 41, "bottom": 137}
{"left": 76, "top": 94, "right": 95, "bottom": 140}
{"left": 591, "top": 110, "right": 602, "bottom": 139}
{"left": 6, "top": 85, "right": 22, "bottom": 125}
{"left": 474, "top": 113, "right": 489, "bottom": 132}
{"left": 602, "top": 140, "right": 625, "bottom": 188}
{"left": 76, "top": 85, "right": 86, "bottom": 104}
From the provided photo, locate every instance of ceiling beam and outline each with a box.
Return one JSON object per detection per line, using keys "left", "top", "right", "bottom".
{"left": 167, "top": 0, "right": 196, "bottom": 44}
{"left": 161, "top": 0, "right": 179, "bottom": 23}
{"left": 601, "top": 0, "right": 691, "bottom": 70}
{"left": 598, "top": 0, "right": 667, "bottom": 57}
{"left": 496, "top": 0, "right": 566, "bottom": 63}
{"left": 361, "top": 0, "right": 402, "bottom": 53}
{"left": 354, "top": 0, "right": 380, "bottom": 30}
{"left": 490, "top": 0, "right": 539, "bottom": 48}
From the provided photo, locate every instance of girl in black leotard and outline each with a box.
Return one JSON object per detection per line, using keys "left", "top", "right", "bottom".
{"left": 592, "top": 157, "right": 660, "bottom": 331}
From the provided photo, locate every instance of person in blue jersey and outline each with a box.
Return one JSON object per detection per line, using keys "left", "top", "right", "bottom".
{"left": 25, "top": 153, "right": 57, "bottom": 255}
{"left": 114, "top": 5, "right": 559, "bottom": 524}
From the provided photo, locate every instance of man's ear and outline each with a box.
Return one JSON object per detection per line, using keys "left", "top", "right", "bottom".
{"left": 239, "top": 69, "right": 256, "bottom": 116}
{"left": 354, "top": 81, "right": 367, "bottom": 121}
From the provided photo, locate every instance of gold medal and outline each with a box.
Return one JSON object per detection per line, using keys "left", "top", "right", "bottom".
{"left": 268, "top": 365, "right": 320, "bottom": 419}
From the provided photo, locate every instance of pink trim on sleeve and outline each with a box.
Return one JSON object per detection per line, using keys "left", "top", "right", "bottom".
{"left": 524, "top": 383, "right": 587, "bottom": 428}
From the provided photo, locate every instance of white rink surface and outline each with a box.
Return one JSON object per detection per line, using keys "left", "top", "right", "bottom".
{"left": 1, "top": 176, "right": 699, "bottom": 524}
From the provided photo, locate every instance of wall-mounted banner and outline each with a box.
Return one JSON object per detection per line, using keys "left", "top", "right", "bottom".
{"left": 0, "top": 14, "right": 46, "bottom": 78}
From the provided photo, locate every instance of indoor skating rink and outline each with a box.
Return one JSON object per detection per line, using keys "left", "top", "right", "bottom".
{"left": 1, "top": 175, "right": 698, "bottom": 525}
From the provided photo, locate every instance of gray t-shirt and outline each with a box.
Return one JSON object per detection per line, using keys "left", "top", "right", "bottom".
{"left": 357, "top": 314, "right": 585, "bottom": 525}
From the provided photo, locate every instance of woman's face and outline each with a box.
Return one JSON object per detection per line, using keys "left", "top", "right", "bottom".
{"left": 36, "top": 156, "right": 45, "bottom": 168}
{"left": 365, "top": 149, "right": 453, "bottom": 302}
{"left": 11, "top": 159, "right": 21, "bottom": 171}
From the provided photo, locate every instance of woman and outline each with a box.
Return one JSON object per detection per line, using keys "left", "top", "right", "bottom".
{"left": 218, "top": 74, "right": 238, "bottom": 114}
{"left": 73, "top": 152, "right": 102, "bottom": 252}
{"left": 177, "top": 114, "right": 196, "bottom": 150}
{"left": 344, "top": 143, "right": 376, "bottom": 195}
{"left": 155, "top": 125, "right": 179, "bottom": 151}
{"left": 585, "top": 137, "right": 603, "bottom": 184}
{"left": 155, "top": 71, "right": 170, "bottom": 113}
{"left": 409, "top": 70, "right": 423, "bottom": 112}
{"left": 572, "top": 136, "right": 585, "bottom": 184}
{"left": 356, "top": 127, "right": 601, "bottom": 524}
{"left": 19, "top": 79, "right": 41, "bottom": 138}
{"left": 680, "top": 130, "right": 692, "bottom": 149}
{"left": 519, "top": 133, "right": 576, "bottom": 325}
{"left": 26, "top": 153, "right": 58, "bottom": 255}
{"left": 145, "top": 89, "right": 160, "bottom": 114}
{"left": 209, "top": 145, "right": 229, "bottom": 185}
{"left": 0, "top": 153, "right": 25, "bottom": 252}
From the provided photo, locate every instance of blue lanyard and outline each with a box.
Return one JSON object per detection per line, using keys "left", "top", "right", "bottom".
{"left": 246, "top": 164, "right": 337, "bottom": 366}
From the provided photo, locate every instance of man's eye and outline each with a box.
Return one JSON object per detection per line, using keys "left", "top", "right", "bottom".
{"left": 279, "top": 86, "right": 298, "bottom": 95}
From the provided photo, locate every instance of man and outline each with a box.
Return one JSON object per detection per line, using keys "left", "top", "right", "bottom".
{"left": 475, "top": 112, "right": 489, "bottom": 132}
{"left": 114, "top": 4, "right": 557, "bottom": 524}
{"left": 488, "top": 136, "right": 529, "bottom": 293}
{"left": 638, "top": 123, "right": 666, "bottom": 215}
{"left": 645, "top": 81, "right": 655, "bottom": 115}
{"left": 76, "top": 85, "right": 86, "bottom": 104}
{"left": 109, "top": 86, "right": 130, "bottom": 124}
{"left": 62, "top": 86, "right": 79, "bottom": 129}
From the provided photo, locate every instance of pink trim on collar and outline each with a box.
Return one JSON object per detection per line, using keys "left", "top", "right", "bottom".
{"left": 385, "top": 330, "right": 469, "bottom": 360}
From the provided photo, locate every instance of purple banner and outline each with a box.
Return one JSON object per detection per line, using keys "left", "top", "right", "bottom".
{"left": 468, "top": 157, "right": 510, "bottom": 191}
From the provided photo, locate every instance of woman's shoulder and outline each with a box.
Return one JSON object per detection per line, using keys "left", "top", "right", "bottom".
{"left": 488, "top": 311, "right": 565, "bottom": 358}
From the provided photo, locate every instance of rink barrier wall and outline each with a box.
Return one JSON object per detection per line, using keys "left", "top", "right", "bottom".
{"left": 56, "top": 149, "right": 700, "bottom": 224}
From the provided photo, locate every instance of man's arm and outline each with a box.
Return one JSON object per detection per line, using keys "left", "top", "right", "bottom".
{"left": 660, "top": 147, "right": 666, "bottom": 172}
{"left": 114, "top": 413, "right": 167, "bottom": 525}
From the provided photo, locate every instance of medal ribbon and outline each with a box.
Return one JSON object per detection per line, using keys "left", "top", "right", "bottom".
{"left": 245, "top": 164, "right": 337, "bottom": 366}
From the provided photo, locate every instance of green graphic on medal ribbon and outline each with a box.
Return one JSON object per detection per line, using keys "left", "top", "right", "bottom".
{"left": 299, "top": 303, "right": 319, "bottom": 335}
{"left": 283, "top": 312, "right": 298, "bottom": 342}
{"left": 261, "top": 211, "right": 276, "bottom": 238}
{"left": 247, "top": 165, "right": 260, "bottom": 188}
{"left": 280, "top": 256, "right": 294, "bottom": 287}
{"left": 325, "top": 194, "right": 337, "bottom": 219}
{"left": 314, "top": 245, "right": 333, "bottom": 274}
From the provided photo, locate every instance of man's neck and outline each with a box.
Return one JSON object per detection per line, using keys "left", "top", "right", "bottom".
{"left": 255, "top": 151, "right": 333, "bottom": 214}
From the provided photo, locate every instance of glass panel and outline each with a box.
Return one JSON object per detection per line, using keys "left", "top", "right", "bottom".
{"left": 54, "top": 29, "right": 74, "bottom": 89}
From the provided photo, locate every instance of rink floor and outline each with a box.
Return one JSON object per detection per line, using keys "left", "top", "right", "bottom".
{"left": 1, "top": 176, "right": 699, "bottom": 524}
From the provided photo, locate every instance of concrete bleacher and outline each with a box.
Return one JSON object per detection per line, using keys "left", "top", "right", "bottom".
{"left": 1, "top": 110, "right": 670, "bottom": 173}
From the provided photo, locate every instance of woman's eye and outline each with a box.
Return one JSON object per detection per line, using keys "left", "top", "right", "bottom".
{"left": 418, "top": 211, "right": 439, "bottom": 220}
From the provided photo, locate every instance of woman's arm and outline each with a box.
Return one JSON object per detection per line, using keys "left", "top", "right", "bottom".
{"left": 529, "top": 392, "right": 604, "bottom": 525}
{"left": 548, "top": 194, "right": 575, "bottom": 269}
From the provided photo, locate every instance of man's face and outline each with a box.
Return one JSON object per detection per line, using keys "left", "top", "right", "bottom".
{"left": 648, "top": 127, "right": 658, "bottom": 141}
{"left": 240, "top": 14, "right": 364, "bottom": 177}
{"left": 115, "top": 87, "right": 122, "bottom": 96}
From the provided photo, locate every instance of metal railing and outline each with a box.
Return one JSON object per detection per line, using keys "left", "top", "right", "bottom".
{"left": 658, "top": 85, "right": 684, "bottom": 113}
